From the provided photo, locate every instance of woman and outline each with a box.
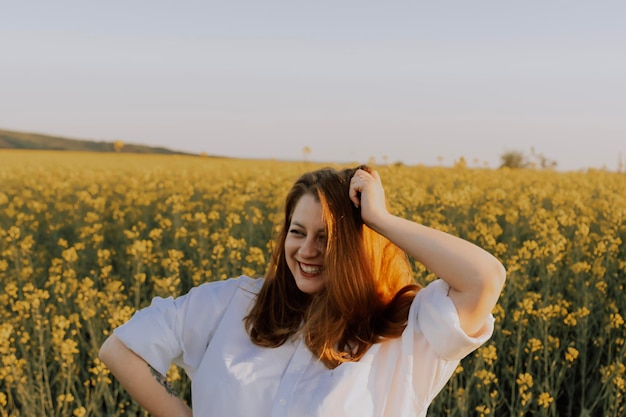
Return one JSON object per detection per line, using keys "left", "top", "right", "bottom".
{"left": 99, "top": 165, "right": 506, "bottom": 417}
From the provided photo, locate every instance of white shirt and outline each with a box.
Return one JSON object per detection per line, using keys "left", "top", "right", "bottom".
{"left": 115, "top": 276, "right": 494, "bottom": 417}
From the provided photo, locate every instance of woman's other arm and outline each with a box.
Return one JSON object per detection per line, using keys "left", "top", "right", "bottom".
{"left": 99, "top": 334, "right": 193, "bottom": 417}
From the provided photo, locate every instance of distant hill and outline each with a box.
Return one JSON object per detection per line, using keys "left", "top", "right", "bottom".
{"left": 0, "top": 128, "right": 196, "bottom": 155}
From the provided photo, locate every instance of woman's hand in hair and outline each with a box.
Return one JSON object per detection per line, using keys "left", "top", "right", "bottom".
{"left": 349, "top": 168, "right": 390, "bottom": 229}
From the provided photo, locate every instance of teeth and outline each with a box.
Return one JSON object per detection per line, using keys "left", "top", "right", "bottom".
{"left": 300, "top": 263, "right": 323, "bottom": 274}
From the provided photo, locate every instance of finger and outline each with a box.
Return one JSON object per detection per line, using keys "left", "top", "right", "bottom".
{"left": 349, "top": 187, "right": 360, "bottom": 208}
{"left": 349, "top": 170, "right": 366, "bottom": 207}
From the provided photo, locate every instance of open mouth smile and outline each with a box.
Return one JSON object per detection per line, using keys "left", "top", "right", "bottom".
{"left": 298, "top": 262, "right": 323, "bottom": 276}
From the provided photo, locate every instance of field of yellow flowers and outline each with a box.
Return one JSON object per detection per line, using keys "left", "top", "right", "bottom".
{"left": 0, "top": 150, "right": 624, "bottom": 417}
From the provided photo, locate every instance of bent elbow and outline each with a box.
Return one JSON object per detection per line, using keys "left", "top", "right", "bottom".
{"left": 493, "top": 259, "right": 507, "bottom": 290}
{"left": 484, "top": 259, "right": 506, "bottom": 299}
{"left": 98, "top": 334, "right": 119, "bottom": 366}
{"left": 476, "top": 259, "right": 506, "bottom": 300}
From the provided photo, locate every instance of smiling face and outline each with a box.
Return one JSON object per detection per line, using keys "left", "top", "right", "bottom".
{"left": 284, "top": 193, "right": 327, "bottom": 294}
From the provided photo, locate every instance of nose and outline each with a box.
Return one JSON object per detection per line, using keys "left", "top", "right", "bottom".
{"left": 298, "top": 236, "right": 321, "bottom": 258}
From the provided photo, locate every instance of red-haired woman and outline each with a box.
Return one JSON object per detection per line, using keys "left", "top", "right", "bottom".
{"left": 99, "top": 166, "right": 506, "bottom": 417}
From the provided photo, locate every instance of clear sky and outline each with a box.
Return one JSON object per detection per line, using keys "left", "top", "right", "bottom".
{"left": 1, "top": 0, "right": 625, "bottom": 171}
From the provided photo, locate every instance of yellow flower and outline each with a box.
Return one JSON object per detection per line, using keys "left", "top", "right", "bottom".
{"left": 538, "top": 303, "right": 568, "bottom": 320}
{"left": 108, "top": 305, "right": 136, "bottom": 328}
{"left": 475, "top": 404, "right": 491, "bottom": 416}
{"left": 8, "top": 225, "right": 20, "bottom": 240}
{"left": 175, "top": 226, "right": 188, "bottom": 239}
{"left": 525, "top": 338, "right": 543, "bottom": 354}
{"left": 547, "top": 335, "right": 560, "bottom": 350}
{"left": 149, "top": 227, "right": 163, "bottom": 240}
{"left": 167, "top": 365, "right": 182, "bottom": 382}
{"left": 58, "top": 393, "right": 75, "bottom": 403}
{"left": 576, "top": 306, "right": 591, "bottom": 318}
{"left": 537, "top": 392, "right": 554, "bottom": 408}
{"left": 134, "top": 272, "right": 147, "bottom": 284}
{"left": 516, "top": 373, "right": 534, "bottom": 389}
{"left": 454, "top": 364, "right": 464, "bottom": 376}
{"left": 570, "top": 261, "right": 591, "bottom": 274}
{"left": 73, "top": 406, "right": 87, "bottom": 417}
{"left": 565, "top": 347, "right": 579, "bottom": 363}
{"left": 610, "top": 313, "right": 624, "bottom": 329}
{"left": 241, "top": 267, "right": 258, "bottom": 277}
{"left": 474, "top": 369, "right": 498, "bottom": 385}
{"left": 60, "top": 339, "right": 79, "bottom": 362}
{"left": 62, "top": 247, "right": 79, "bottom": 263}
{"left": 478, "top": 344, "right": 498, "bottom": 366}
{"left": 245, "top": 246, "right": 266, "bottom": 266}
{"left": 564, "top": 314, "right": 577, "bottom": 326}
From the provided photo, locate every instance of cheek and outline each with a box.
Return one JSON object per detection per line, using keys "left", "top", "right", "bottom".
{"left": 283, "top": 239, "right": 301, "bottom": 264}
{"left": 283, "top": 237, "right": 295, "bottom": 254}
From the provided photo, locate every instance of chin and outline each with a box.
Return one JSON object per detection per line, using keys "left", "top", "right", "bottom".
{"left": 294, "top": 275, "right": 325, "bottom": 295}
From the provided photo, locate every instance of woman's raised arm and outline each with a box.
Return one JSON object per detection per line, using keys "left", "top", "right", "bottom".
{"left": 350, "top": 168, "right": 506, "bottom": 337}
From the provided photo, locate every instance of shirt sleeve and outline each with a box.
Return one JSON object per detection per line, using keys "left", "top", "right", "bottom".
{"left": 416, "top": 279, "right": 494, "bottom": 361}
{"left": 113, "top": 276, "right": 258, "bottom": 377}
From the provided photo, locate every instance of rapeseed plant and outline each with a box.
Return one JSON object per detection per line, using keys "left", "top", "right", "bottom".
{"left": 0, "top": 150, "right": 624, "bottom": 416}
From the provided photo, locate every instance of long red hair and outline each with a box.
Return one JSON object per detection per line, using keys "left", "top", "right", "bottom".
{"left": 244, "top": 166, "right": 420, "bottom": 368}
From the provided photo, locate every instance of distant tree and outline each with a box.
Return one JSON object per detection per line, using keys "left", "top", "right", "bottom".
{"left": 302, "top": 146, "right": 311, "bottom": 162}
{"left": 113, "top": 140, "right": 124, "bottom": 152}
{"left": 500, "top": 150, "right": 527, "bottom": 168}
{"left": 499, "top": 147, "right": 558, "bottom": 169}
